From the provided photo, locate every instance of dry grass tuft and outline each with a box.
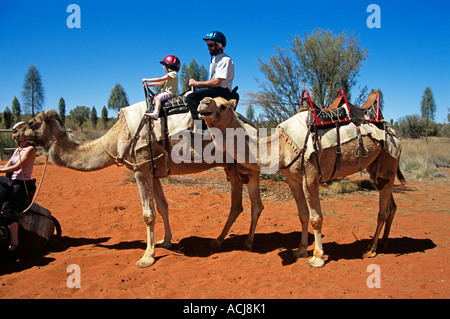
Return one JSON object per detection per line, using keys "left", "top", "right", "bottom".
{"left": 400, "top": 137, "right": 450, "bottom": 180}
{"left": 328, "top": 180, "right": 360, "bottom": 194}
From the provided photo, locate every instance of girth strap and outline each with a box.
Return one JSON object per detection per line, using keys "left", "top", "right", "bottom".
{"left": 311, "top": 124, "right": 323, "bottom": 182}
{"left": 161, "top": 108, "right": 171, "bottom": 176}
{"left": 355, "top": 126, "right": 369, "bottom": 173}
{"left": 329, "top": 122, "right": 341, "bottom": 180}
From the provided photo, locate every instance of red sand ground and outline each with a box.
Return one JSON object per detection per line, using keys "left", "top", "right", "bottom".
{"left": 0, "top": 158, "right": 448, "bottom": 299}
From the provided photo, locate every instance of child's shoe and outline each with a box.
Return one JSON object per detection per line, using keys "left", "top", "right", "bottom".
{"left": 145, "top": 110, "right": 159, "bottom": 120}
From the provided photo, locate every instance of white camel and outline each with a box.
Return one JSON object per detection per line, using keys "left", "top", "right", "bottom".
{"left": 13, "top": 109, "right": 263, "bottom": 267}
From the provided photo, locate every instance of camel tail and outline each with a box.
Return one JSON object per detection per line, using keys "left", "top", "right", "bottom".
{"left": 397, "top": 166, "right": 406, "bottom": 184}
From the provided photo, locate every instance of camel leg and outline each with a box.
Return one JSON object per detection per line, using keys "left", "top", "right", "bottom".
{"left": 243, "top": 171, "right": 264, "bottom": 250}
{"left": 134, "top": 167, "right": 157, "bottom": 268}
{"left": 285, "top": 175, "right": 309, "bottom": 258}
{"left": 209, "top": 166, "right": 244, "bottom": 249}
{"left": 364, "top": 181, "right": 396, "bottom": 258}
{"left": 381, "top": 194, "right": 397, "bottom": 250}
{"left": 303, "top": 176, "right": 325, "bottom": 268}
{"left": 152, "top": 178, "right": 172, "bottom": 249}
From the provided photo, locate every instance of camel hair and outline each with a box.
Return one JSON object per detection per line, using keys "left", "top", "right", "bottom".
{"left": 13, "top": 109, "right": 263, "bottom": 268}
{"left": 198, "top": 96, "right": 405, "bottom": 268}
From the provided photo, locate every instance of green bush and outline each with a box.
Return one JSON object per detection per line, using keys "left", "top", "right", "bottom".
{"left": 0, "top": 133, "right": 16, "bottom": 149}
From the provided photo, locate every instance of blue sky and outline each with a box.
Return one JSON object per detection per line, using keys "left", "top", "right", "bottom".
{"left": 0, "top": 0, "right": 449, "bottom": 123}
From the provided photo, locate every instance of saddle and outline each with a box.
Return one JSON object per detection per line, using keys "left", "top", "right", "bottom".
{"left": 301, "top": 89, "right": 384, "bottom": 128}
{"left": 0, "top": 180, "right": 61, "bottom": 255}
{"left": 146, "top": 86, "right": 240, "bottom": 119}
{"left": 142, "top": 86, "right": 241, "bottom": 177}
{"left": 297, "top": 89, "right": 386, "bottom": 181}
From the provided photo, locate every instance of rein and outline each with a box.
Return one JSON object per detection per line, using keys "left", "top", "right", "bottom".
{"left": 19, "top": 132, "right": 66, "bottom": 215}
{"left": 21, "top": 155, "right": 49, "bottom": 215}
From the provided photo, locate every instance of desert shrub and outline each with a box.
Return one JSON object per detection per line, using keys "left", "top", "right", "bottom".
{"left": 329, "top": 180, "right": 359, "bottom": 194}
{"left": 396, "top": 115, "right": 425, "bottom": 138}
{"left": 441, "top": 124, "right": 450, "bottom": 138}
{"left": 356, "top": 179, "right": 377, "bottom": 190}
{"left": 0, "top": 133, "right": 16, "bottom": 149}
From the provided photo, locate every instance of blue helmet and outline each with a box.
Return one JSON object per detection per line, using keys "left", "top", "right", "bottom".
{"left": 203, "top": 31, "right": 227, "bottom": 47}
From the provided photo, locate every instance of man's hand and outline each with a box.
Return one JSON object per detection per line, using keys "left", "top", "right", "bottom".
{"left": 188, "top": 79, "right": 198, "bottom": 87}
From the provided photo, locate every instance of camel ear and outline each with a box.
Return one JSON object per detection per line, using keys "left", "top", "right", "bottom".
{"left": 41, "top": 110, "right": 56, "bottom": 121}
{"left": 220, "top": 99, "right": 237, "bottom": 110}
{"left": 228, "top": 99, "right": 237, "bottom": 110}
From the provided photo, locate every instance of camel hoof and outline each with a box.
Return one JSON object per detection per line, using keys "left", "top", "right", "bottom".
{"left": 306, "top": 256, "right": 325, "bottom": 268}
{"left": 243, "top": 240, "right": 253, "bottom": 251}
{"left": 136, "top": 256, "right": 155, "bottom": 268}
{"left": 363, "top": 244, "right": 377, "bottom": 258}
{"left": 155, "top": 240, "right": 172, "bottom": 249}
{"left": 296, "top": 249, "right": 309, "bottom": 259}
{"left": 208, "top": 239, "right": 223, "bottom": 249}
{"left": 364, "top": 250, "right": 377, "bottom": 258}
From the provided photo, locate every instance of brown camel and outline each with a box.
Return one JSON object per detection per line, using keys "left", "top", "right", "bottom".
{"left": 198, "top": 97, "right": 405, "bottom": 267}
{"left": 13, "top": 109, "right": 263, "bottom": 267}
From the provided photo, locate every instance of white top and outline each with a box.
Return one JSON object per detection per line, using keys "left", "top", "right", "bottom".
{"left": 10, "top": 144, "right": 35, "bottom": 181}
{"left": 209, "top": 53, "right": 234, "bottom": 90}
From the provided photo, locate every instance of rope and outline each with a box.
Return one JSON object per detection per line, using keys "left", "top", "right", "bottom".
{"left": 99, "top": 142, "right": 164, "bottom": 169}
{"left": 21, "top": 155, "right": 49, "bottom": 215}
{"left": 13, "top": 133, "right": 66, "bottom": 215}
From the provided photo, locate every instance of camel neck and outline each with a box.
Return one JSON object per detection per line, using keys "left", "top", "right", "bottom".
{"left": 47, "top": 132, "right": 117, "bottom": 172}
{"left": 46, "top": 132, "right": 67, "bottom": 150}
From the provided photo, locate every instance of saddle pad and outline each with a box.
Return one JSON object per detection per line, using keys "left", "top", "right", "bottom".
{"left": 119, "top": 100, "right": 193, "bottom": 144}
{"left": 119, "top": 101, "right": 147, "bottom": 139}
{"left": 278, "top": 111, "right": 401, "bottom": 160}
{"left": 152, "top": 112, "right": 193, "bottom": 141}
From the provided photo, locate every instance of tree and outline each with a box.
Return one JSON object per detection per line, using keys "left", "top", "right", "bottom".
{"left": 22, "top": 64, "right": 45, "bottom": 117}
{"left": 3, "top": 107, "right": 12, "bottom": 129}
{"left": 420, "top": 87, "right": 436, "bottom": 142}
{"left": 101, "top": 106, "right": 108, "bottom": 129}
{"left": 12, "top": 96, "right": 21, "bottom": 123}
{"left": 246, "top": 104, "right": 255, "bottom": 122}
{"left": 397, "top": 115, "right": 424, "bottom": 138}
{"left": 70, "top": 106, "right": 90, "bottom": 131}
{"left": 91, "top": 106, "right": 98, "bottom": 129}
{"left": 179, "top": 58, "right": 208, "bottom": 92}
{"left": 107, "top": 83, "right": 129, "bottom": 113}
{"left": 248, "top": 29, "right": 368, "bottom": 125}
{"left": 58, "top": 97, "right": 66, "bottom": 124}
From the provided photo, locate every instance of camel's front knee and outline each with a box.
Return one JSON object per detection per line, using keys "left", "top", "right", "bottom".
{"left": 310, "top": 216, "right": 323, "bottom": 231}
{"left": 143, "top": 210, "right": 155, "bottom": 226}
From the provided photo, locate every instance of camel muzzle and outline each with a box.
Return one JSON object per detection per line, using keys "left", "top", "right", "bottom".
{"left": 198, "top": 111, "right": 213, "bottom": 119}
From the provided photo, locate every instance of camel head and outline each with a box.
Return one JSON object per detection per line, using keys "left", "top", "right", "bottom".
{"left": 198, "top": 97, "right": 237, "bottom": 130}
{"left": 12, "top": 110, "right": 67, "bottom": 149}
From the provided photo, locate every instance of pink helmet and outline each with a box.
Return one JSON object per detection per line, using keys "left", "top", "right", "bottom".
{"left": 160, "top": 55, "right": 181, "bottom": 72}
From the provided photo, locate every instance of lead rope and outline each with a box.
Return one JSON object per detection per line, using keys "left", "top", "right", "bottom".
{"left": 19, "top": 134, "right": 66, "bottom": 215}
{"left": 21, "top": 155, "right": 49, "bottom": 214}
{"left": 19, "top": 154, "right": 50, "bottom": 215}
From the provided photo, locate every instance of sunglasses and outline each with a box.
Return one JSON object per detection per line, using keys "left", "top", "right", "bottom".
{"left": 207, "top": 42, "right": 216, "bottom": 48}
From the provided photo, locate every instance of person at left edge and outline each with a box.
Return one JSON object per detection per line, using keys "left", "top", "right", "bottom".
{"left": 0, "top": 122, "right": 37, "bottom": 252}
